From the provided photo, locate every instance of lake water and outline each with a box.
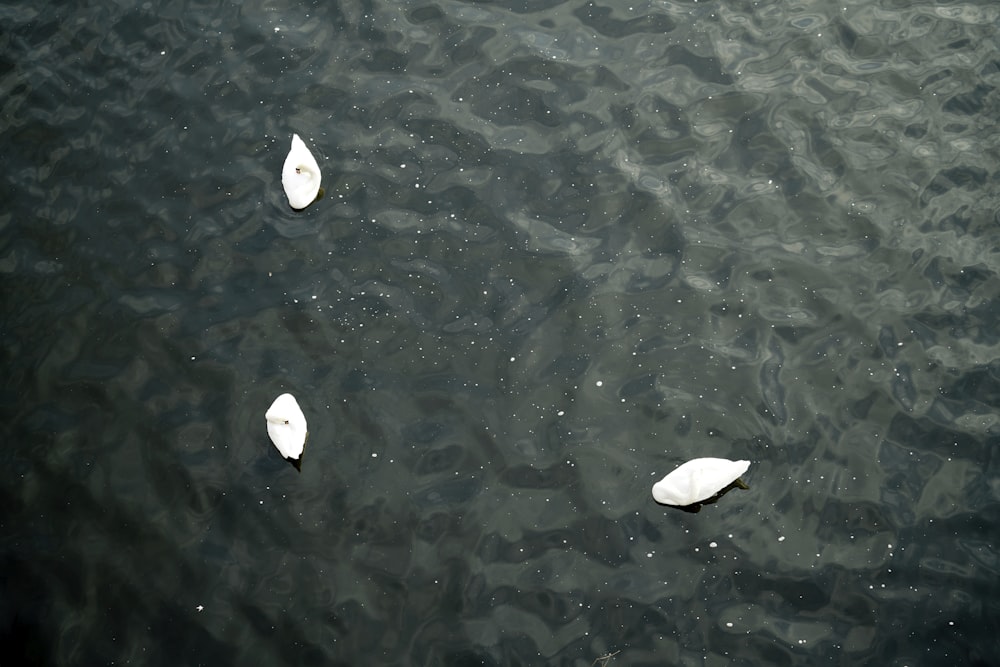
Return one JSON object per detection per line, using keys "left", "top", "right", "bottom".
{"left": 3, "top": 0, "right": 999, "bottom": 664}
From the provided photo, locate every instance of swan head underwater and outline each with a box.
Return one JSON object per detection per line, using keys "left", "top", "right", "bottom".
{"left": 265, "top": 393, "right": 308, "bottom": 471}
{"left": 281, "top": 133, "right": 321, "bottom": 210}
{"left": 652, "top": 457, "right": 750, "bottom": 510}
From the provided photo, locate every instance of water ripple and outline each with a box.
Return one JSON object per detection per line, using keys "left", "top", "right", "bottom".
{"left": 3, "top": 0, "right": 1000, "bottom": 664}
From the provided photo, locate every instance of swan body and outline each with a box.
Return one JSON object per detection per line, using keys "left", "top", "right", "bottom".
{"left": 265, "top": 393, "right": 308, "bottom": 466}
{"left": 652, "top": 457, "right": 750, "bottom": 506}
{"left": 282, "top": 133, "right": 321, "bottom": 209}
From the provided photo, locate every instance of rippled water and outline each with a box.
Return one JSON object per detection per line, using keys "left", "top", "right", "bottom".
{"left": 3, "top": 0, "right": 999, "bottom": 664}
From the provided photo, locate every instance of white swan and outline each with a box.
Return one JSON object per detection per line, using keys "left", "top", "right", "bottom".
{"left": 652, "top": 458, "right": 750, "bottom": 506}
{"left": 265, "top": 393, "right": 308, "bottom": 468}
{"left": 282, "top": 133, "right": 321, "bottom": 210}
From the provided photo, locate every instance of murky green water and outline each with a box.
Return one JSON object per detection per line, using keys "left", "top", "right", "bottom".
{"left": 3, "top": 0, "right": 999, "bottom": 664}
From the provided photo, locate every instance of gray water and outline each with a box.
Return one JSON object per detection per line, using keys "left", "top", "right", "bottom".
{"left": 3, "top": 0, "right": 1000, "bottom": 665}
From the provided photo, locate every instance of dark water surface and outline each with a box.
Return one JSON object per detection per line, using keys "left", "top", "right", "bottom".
{"left": 3, "top": 0, "right": 1000, "bottom": 664}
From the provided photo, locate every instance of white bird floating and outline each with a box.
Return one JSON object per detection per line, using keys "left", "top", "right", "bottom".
{"left": 281, "top": 133, "right": 321, "bottom": 210}
{"left": 265, "top": 393, "right": 308, "bottom": 470}
{"left": 651, "top": 457, "right": 750, "bottom": 507}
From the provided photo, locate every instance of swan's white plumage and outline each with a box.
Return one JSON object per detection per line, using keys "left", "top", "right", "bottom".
{"left": 651, "top": 458, "right": 750, "bottom": 506}
{"left": 282, "top": 134, "right": 321, "bottom": 210}
{"left": 265, "top": 393, "right": 308, "bottom": 461}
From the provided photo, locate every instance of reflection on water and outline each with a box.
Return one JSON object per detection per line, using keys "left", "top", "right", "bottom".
{"left": 2, "top": 0, "right": 999, "bottom": 664}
